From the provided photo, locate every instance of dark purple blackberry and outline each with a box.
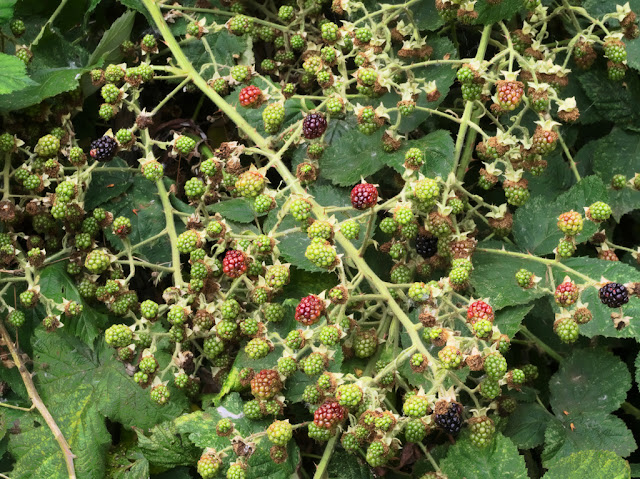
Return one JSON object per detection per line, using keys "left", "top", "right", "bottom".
{"left": 434, "top": 402, "right": 462, "bottom": 435}
{"left": 89, "top": 136, "right": 118, "bottom": 162}
{"left": 415, "top": 235, "right": 438, "bottom": 258}
{"left": 599, "top": 282, "right": 629, "bottom": 308}
{"left": 302, "top": 112, "right": 327, "bottom": 139}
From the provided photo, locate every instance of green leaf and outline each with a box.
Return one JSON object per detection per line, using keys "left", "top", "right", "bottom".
{"left": 494, "top": 303, "right": 534, "bottom": 339}
{"left": 136, "top": 422, "right": 200, "bottom": 470}
{"left": 0, "top": 65, "right": 92, "bottom": 112}
{"left": 0, "top": 0, "right": 16, "bottom": 24}
{"left": 577, "top": 70, "right": 640, "bottom": 125}
{"left": 513, "top": 176, "right": 607, "bottom": 255}
{"left": 470, "top": 242, "right": 548, "bottom": 309}
{"left": 635, "top": 351, "right": 640, "bottom": 392}
{"left": 542, "top": 413, "right": 636, "bottom": 468}
{"left": 8, "top": 387, "right": 111, "bottom": 479}
{"left": 319, "top": 121, "right": 387, "bottom": 186}
{"left": 31, "top": 329, "right": 187, "bottom": 429}
{"left": 107, "top": 447, "right": 150, "bottom": 479}
{"left": 182, "top": 30, "right": 248, "bottom": 78}
{"left": 327, "top": 450, "right": 373, "bottom": 479}
{"left": 578, "top": 127, "right": 640, "bottom": 221}
{"left": 101, "top": 175, "right": 173, "bottom": 265}
{"left": 0, "top": 53, "right": 35, "bottom": 95}
{"left": 413, "top": 0, "right": 444, "bottom": 30}
{"left": 440, "top": 433, "right": 527, "bottom": 479}
{"left": 475, "top": 0, "right": 522, "bottom": 24}
{"left": 175, "top": 393, "right": 301, "bottom": 478}
{"left": 208, "top": 198, "right": 256, "bottom": 223}
{"left": 88, "top": 10, "right": 136, "bottom": 66}
{"left": 503, "top": 402, "right": 551, "bottom": 449}
{"left": 549, "top": 349, "right": 631, "bottom": 415}
{"left": 543, "top": 450, "right": 631, "bottom": 479}
{"left": 385, "top": 130, "right": 455, "bottom": 180}
{"left": 38, "top": 262, "right": 109, "bottom": 344}
{"left": 83, "top": 159, "right": 135, "bottom": 211}
{"left": 583, "top": 0, "right": 640, "bottom": 18}
{"left": 560, "top": 258, "right": 640, "bottom": 340}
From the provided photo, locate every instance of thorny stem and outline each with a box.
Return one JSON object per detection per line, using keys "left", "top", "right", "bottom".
{"left": 0, "top": 321, "right": 77, "bottom": 478}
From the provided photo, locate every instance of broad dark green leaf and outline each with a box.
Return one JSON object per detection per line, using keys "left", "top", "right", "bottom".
{"left": 136, "top": 422, "right": 200, "bottom": 469}
{"left": 38, "top": 262, "right": 109, "bottom": 344}
{"left": 440, "top": 433, "right": 527, "bottom": 479}
{"left": 513, "top": 176, "right": 607, "bottom": 255}
{"left": 503, "top": 402, "right": 551, "bottom": 449}
{"left": 583, "top": 0, "right": 640, "bottom": 18}
{"left": 543, "top": 450, "right": 631, "bottom": 479}
{"left": 385, "top": 130, "right": 455, "bottom": 180}
{"left": 327, "top": 450, "right": 373, "bottom": 479}
{"left": 549, "top": 349, "right": 631, "bottom": 415}
{"left": 494, "top": 303, "right": 534, "bottom": 339}
{"left": 88, "top": 10, "right": 136, "bottom": 67}
{"left": 0, "top": 53, "right": 36, "bottom": 95}
{"left": 542, "top": 413, "right": 636, "bottom": 468}
{"left": 475, "top": 0, "right": 522, "bottom": 24}
{"left": 577, "top": 70, "right": 640, "bottom": 126}
{"left": 208, "top": 198, "right": 256, "bottom": 223}
{"left": 0, "top": 0, "right": 16, "bottom": 24}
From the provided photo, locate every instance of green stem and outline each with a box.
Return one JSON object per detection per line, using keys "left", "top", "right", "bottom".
{"left": 31, "top": 0, "right": 71, "bottom": 47}
{"left": 520, "top": 326, "right": 563, "bottom": 362}
{"left": 155, "top": 179, "right": 184, "bottom": 286}
{"left": 622, "top": 401, "right": 640, "bottom": 420}
{"left": 313, "top": 433, "right": 339, "bottom": 479}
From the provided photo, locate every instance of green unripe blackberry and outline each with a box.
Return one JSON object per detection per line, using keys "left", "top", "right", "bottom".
{"left": 515, "top": 268, "right": 534, "bottom": 288}
{"left": 321, "top": 22, "right": 339, "bottom": 42}
{"left": 290, "top": 34, "right": 305, "bottom": 50}
{"left": 366, "top": 441, "right": 388, "bottom": 467}
{"left": 197, "top": 451, "right": 222, "bottom": 479}
{"left": 308, "top": 423, "right": 332, "bottom": 442}
{"left": 10, "top": 19, "right": 25, "bottom": 37}
{"left": 211, "top": 77, "right": 229, "bottom": 96}
{"left": 379, "top": 217, "right": 398, "bottom": 234}
{"left": 150, "top": 384, "right": 170, "bottom": 405}
{"left": 262, "top": 303, "right": 285, "bottom": 322}
{"left": 7, "top": 310, "right": 26, "bottom": 328}
{"left": 112, "top": 216, "right": 131, "bottom": 237}
{"left": 405, "top": 419, "right": 427, "bottom": 442}
{"left": 267, "top": 420, "right": 293, "bottom": 445}
{"left": 105, "top": 64, "right": 125, "bottom": 83}
{"left": 35, "top": 134, "right": 60, "bottom": 158}
{"left": 302, "top": 385, "right": 322, "bottom": 404}
{"left": 184, "top": 177, "right": 205, "bottom": 200}
{"left": 139, "top": 356, "right": 158, "bottom": 374}
{"left": 277, "top": 356, "right": 297, "bottom": 376}
{"left": 220, "top": 298, "right": 241, "bottom": 320}
{"left": 336, "top": 384, "right": 362, "bottom": 408}
{"left": 484, "top": 353, "right": 507, "bottom": 380}
{"left": 587, "top": 201, "right": 612, "bottom": 221}
{"left": 245, "top": 338, "right": 270, "bottom": 359}
{"left": 101, "top": 84, "right": 121, "bottom": 104}
{"left": 230, "top": 65, "right": 251, "bottom": 83}
{"left": 438, "top": 345, "right": 462, "bottom": 369}
{"left": 115, "top": 129, "right": 134, "bottom": 147}
{"left": 105, "top": 324, "right": 133, "bottom": 348}
{"left": 302, "top": 352, "right": 327, "bottom": 375}
{"left": 479, "top": 378, "right": 501, "bottom": 400}
{"left": 340, "top": 220, "right": 360, "bottom": 240}
{"left": 554, "top": 317, "right": 579, "bottom": 343}
{"left": 285, "top": 329, "right": 304, "bottom": 350}
{"left": 176, "top": 230, "right": 200, "bottom": 254}
{"left": 98, "top": 103, "right": 116, "bottom": 121}
{"left": 85, "top": 250, "right": 110, "bottom": 273}
{"left": 290, "top": 198, "right": 312, "bottom": 221}
{"left": 262, "top": 103, "right": 285, "bottom": 134}
{"left": 175, "top": 136, "right": 196, "bottom": 156}
{"left": 355, "top": 27, "right": 372, "bottom": 43}
{"left": 278, "top": 5, "right": 294, "bottom": 22}
{"left": 469, "top": 416, "right": 496, "bottom": 447}
{"left": 229, "top": 14, "right": 253, "bottom": 35}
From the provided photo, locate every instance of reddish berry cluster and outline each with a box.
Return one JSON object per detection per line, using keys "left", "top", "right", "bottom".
{"left": 313, "top": 400, "right": 346, "bottom": 429}
{"left": 295, "top": 295, "right": 325, "bottom": 325}
{"left": 250, "top": 369, "right": 282, "bottom": 399}
{"left": 554, "top": 280, "right": 579, "bottom": 307}
{"left": 351, "top": 183, "right": 378, "bottom": 210}
{"left": 239, "top": 85, "right": 262, "bottom": 107}
{"left": 467, "top": 300, "right": 494, "bottom": 324}
{"left": 222, "top": 250, "right": 248, "bottom": 278}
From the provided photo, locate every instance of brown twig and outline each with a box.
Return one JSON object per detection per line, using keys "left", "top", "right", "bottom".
{"left": 0, "top": 322, "right": 76, "bottom": 478}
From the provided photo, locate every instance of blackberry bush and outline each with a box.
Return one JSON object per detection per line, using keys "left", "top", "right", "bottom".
{"left": 0, "top": 1, "right": 638, "bottom": 478}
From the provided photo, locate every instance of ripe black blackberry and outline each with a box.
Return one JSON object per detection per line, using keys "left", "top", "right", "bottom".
{"left": 415, "top": 235, "right": 438, "bottom": 258}
{"left": 302, "top": 112, "right": 327, "bottom": 139}
{"left": 599, "top": 282, "right": 629, "bottom": 308}
{"left": 89, "top": 136, "right": 118, "bottom": 162}
{"left": 434, "top": 402, "right": 462, "bottom": 435}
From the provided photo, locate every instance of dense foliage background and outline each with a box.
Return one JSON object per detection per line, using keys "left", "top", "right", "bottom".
{"left": 0, "top": 0, "right": 640, "bottom": 478}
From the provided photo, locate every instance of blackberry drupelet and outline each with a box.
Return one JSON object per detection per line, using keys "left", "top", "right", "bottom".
{"left": 599, "top": 282, "right": 629, "bottom": 308}
{"left": 415, "top": 235, "right": 438, "bottom": 258}
{"left": 434, "top": 402, "right": 463, "bottom": 435}
{"left": 302, "top": 112, "right": 327, "bottom": 139}
{"left": 89, "top": 136, "right": 118, "bottom": 162}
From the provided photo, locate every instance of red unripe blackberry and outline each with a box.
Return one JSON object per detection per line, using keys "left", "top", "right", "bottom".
{"left": 467, "top": 300, "right": 494, "bottom": 324}
{"left": 350, "top": 183, "right": 378, "bottom": 210}
{"left": 295, "top": 294, "right": 325, "bottom": 325}
{"left": 250, "top": 369, "right": 282, "bottom": 399}
{"left": 313, "top": 400, "right": 346, "bottom": 429}
{"left": 222, "top": 249, "right": 247, "bottom": 278}
{"left": 302, "top": 112, "right": 327, "bottom": 139}
{"left": 554, "top": 280, "right": 579, "bottom": 307}
{"left": 239, "top": 85, "right": 262, "bottom": 107}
